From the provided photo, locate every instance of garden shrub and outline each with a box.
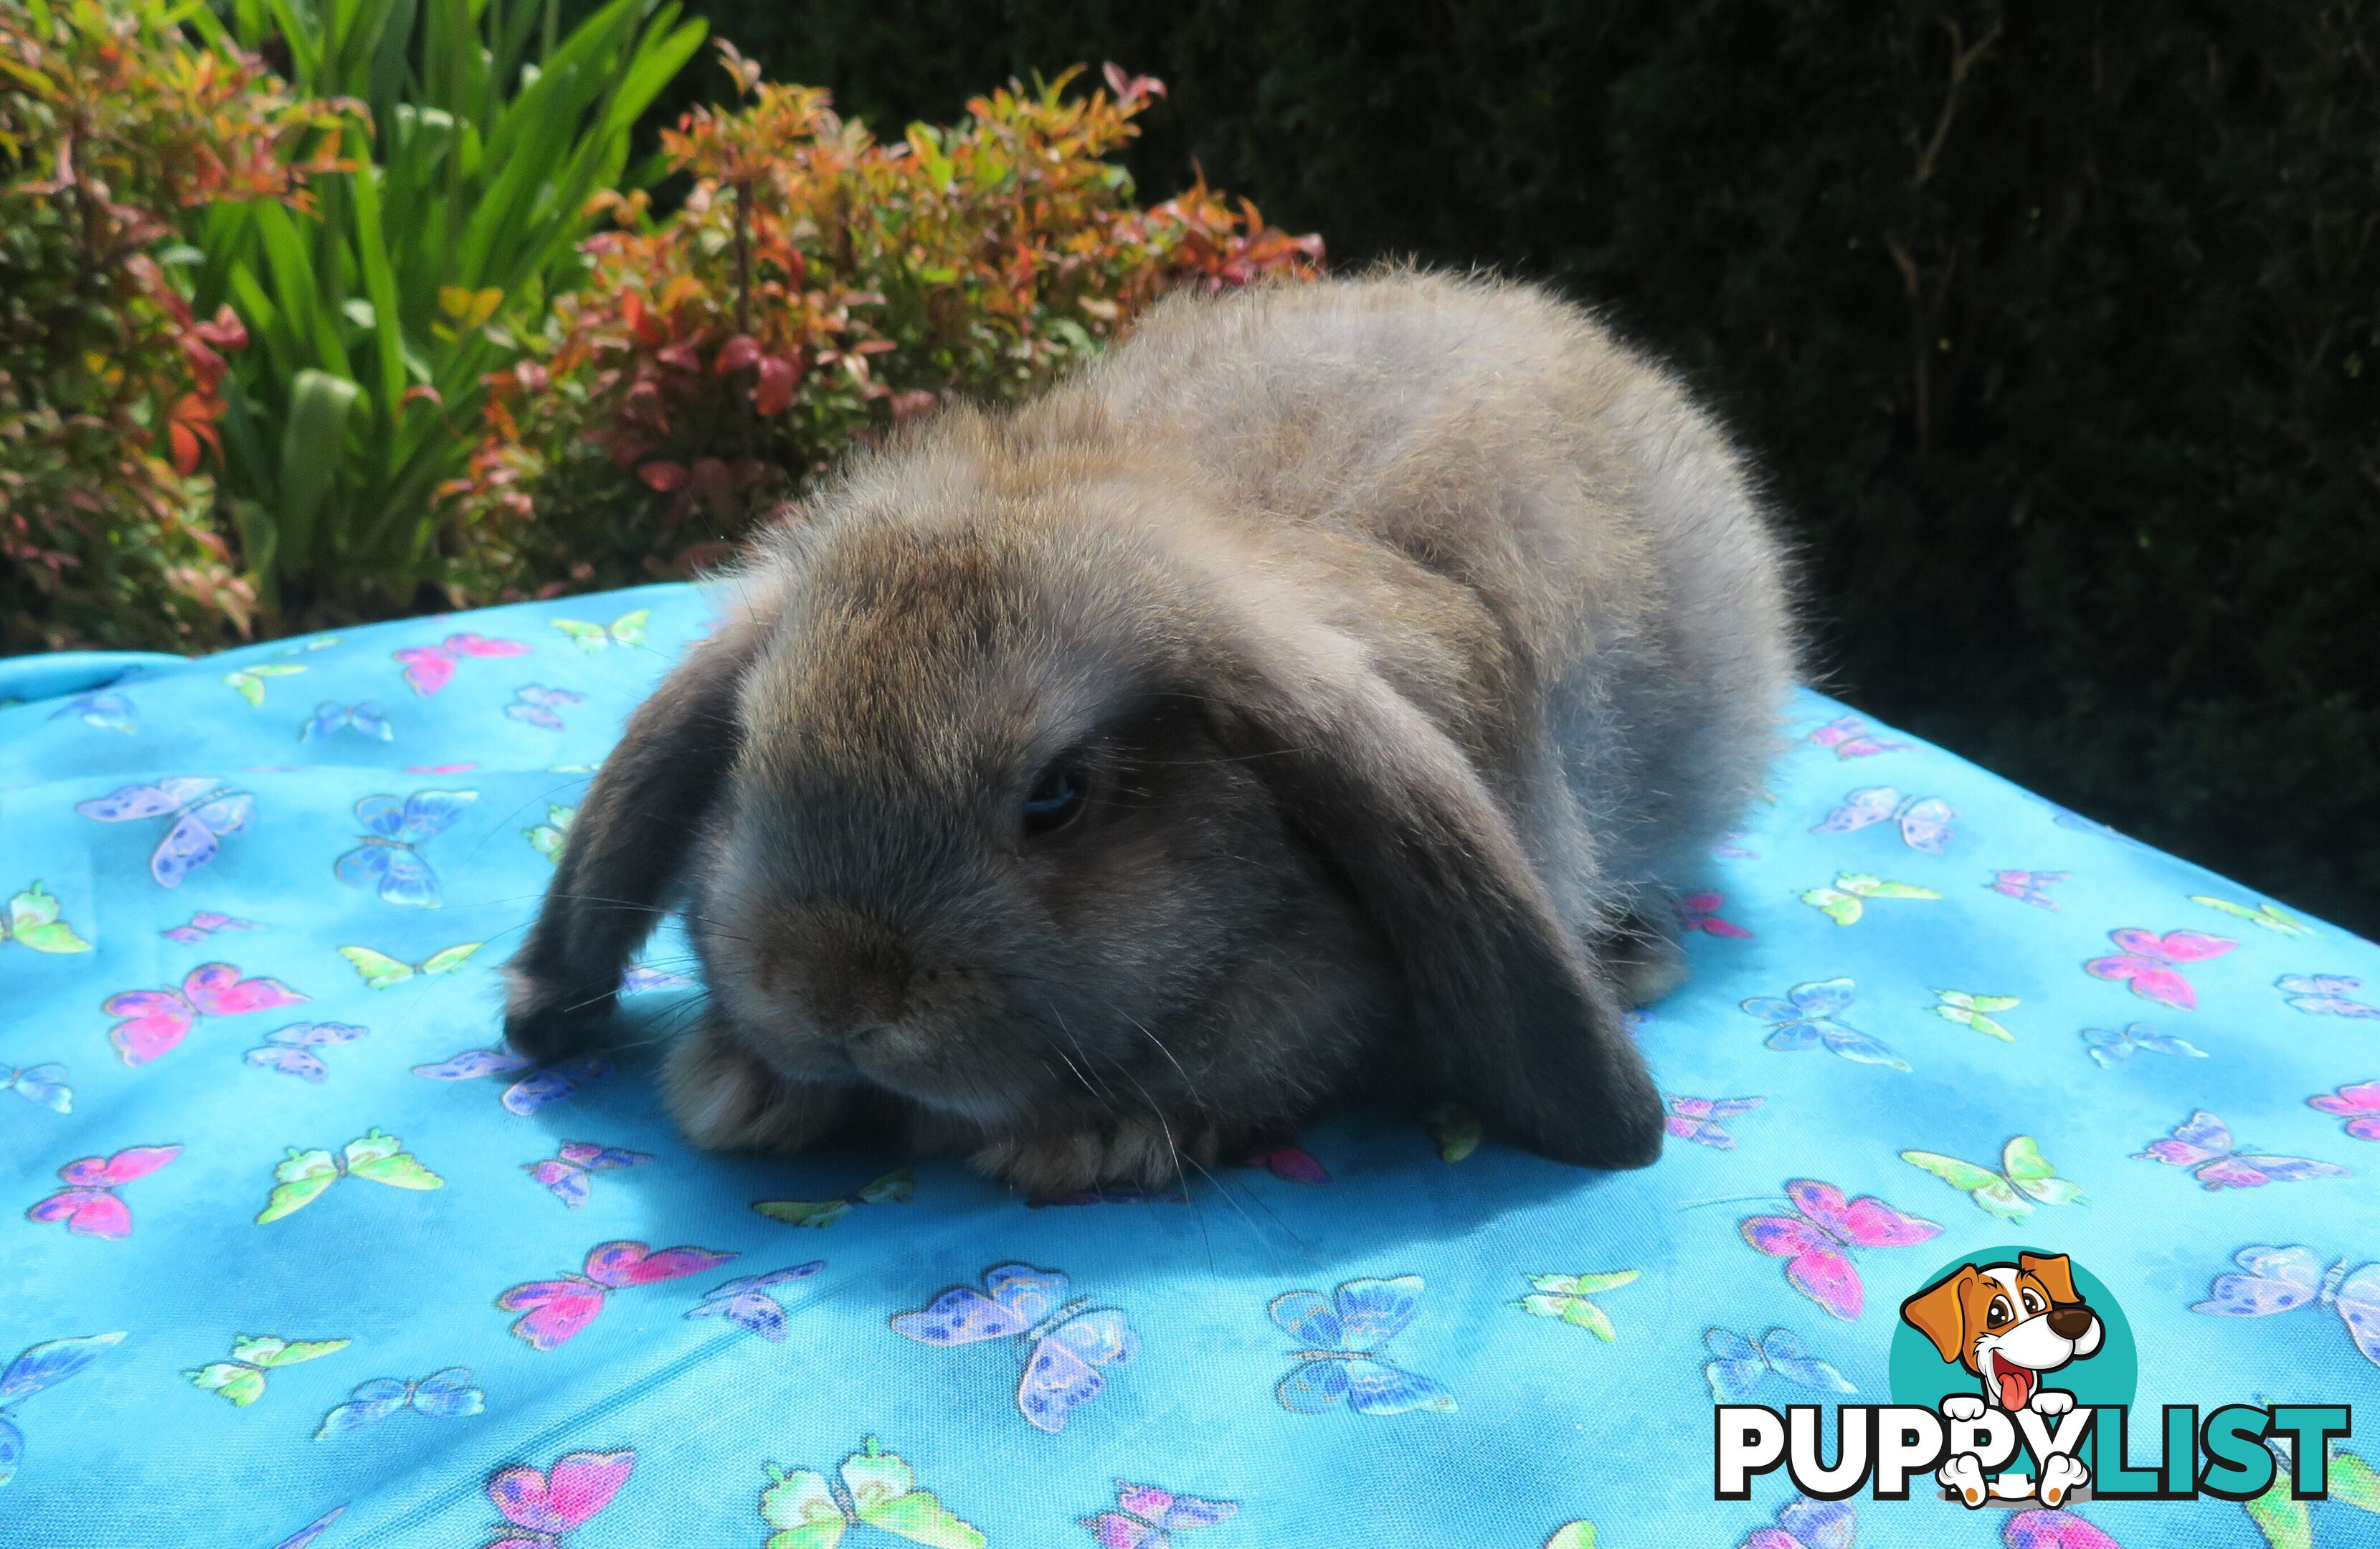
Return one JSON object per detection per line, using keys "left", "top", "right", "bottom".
{"left": 446, "top": 52, "right": 1321, "bottom": 590}
{"left": 0, "top": 0, "right": 342, "bottom": 651}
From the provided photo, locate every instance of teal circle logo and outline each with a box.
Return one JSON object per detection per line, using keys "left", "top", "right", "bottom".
{"left": 1887, "top": 1245, "right": 2138, "bottom": 1410}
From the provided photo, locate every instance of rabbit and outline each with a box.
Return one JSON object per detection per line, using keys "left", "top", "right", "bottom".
{"left": 503, "top": 267, "right": 1797, "bottom": 1195}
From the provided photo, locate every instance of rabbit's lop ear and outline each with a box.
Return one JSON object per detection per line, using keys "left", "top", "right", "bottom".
{"left": 503, "top": 612, "right": 766, "bottom": 1058}
{"left": 1205, "top": 623, "right": 1664, "bottom": 1170}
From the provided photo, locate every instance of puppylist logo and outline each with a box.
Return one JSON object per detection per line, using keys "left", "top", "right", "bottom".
{"left": 1713, "top": 1246, "right": 2355, "bottom": 1510}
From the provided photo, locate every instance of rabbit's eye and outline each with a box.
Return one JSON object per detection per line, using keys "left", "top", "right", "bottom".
{"left": 1022, "top": 756, "right": 1088, "bottom": 836}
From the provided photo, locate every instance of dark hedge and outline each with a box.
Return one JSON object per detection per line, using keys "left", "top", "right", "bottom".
{"left": 648, "top": 0, "right": 2380, "bottom": 937}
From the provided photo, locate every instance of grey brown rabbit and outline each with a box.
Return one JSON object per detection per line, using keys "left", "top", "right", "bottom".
{"left": 504, "top": 269, "right": 1796, "bottom": 1194}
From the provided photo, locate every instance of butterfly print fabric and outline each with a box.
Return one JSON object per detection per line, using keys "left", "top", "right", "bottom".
{"left": 0, "top": 585, "right": 2371, "bottom": 1548}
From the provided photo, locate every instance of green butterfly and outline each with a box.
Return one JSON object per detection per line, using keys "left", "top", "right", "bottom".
{"left": 222, "top": 663, "right": 305, "bottom": 706}
{"left": 1799, "top": 872, "right": 1938, "bottom": 925}
{"left": 753, "top": 1169, "right": 914, "bottom": 1228}
{"left": 1424, "top": 1102, "right": 1481, "bottom": 1162}
{"left": 2247, "top": 1443, "right": 2380, "bottom": 1549}
{"left": 525, "top": 805, "right": 576, "bottom": 863}
{"left": 2191, "top": 895, "right": 2315, "bottom": 939}
{"left": 1933, "top": 988, "right": 2021, "bottom": 1041}
{"left": 1545, "top": 1526, "right": 1598, "bottom": 1549}
{"left": 338, "top": 942, "right": 482, "bottom": 989}
{"left": 184, "top": 1335, "right": 349, "bottom": 1406}
{"left": 255, "top": 1129, "right": 443, "bottom": 1224}
{"left": 1900, "top": 1135, "right": 2085, "bottom": 1223}
{"left": 760, "top": 1436, "right": 985, "bottom": 1549}
{"left": 1, "top": 883, "right": 91, "bottom": 954}
{"left": 1515, "top": 1270, "right": 1639, "bottom": 1341}
{"left": 551, "top": 610, "right": 649, "bottom": 652}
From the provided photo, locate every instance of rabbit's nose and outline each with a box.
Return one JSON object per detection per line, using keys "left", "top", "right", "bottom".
{"left": 780, "top": 899, "right": 914, "bottom": 1031}
{"left": 2047, "top": 1304, "right": 2095, "bottom": 1340}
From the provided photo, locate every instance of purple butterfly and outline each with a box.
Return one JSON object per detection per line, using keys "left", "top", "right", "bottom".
{"left": 245, "top": 1023, "right": 370, "bottom": 1083}
{"left": 75, "top": 777, "right": 253, "bottom": 887}
{"left": 891, "top": 1263, "right": 1136, "bottom": 1433}
{"left": 1666, "top": 1094, "right": 1765, "bottom": 1149}
{"left": 161, "top": 911, "right": 262, "bottom": 944}
{"left": 336, "top": 790, "right": 475, "bottom": 908}
{"left": 2277, "top": 974, "right": 2380, "bottom": 1020}
{"left": 1082, "top": 1482, "right": 1239, "bottom": 1548}
{"left": 685, "top": 1262, "right": 823, "bottom": 1341}
{"left": 620, "top": 964, "right": 694, "bottom": 994}
{"left": 506, "top": 686, "right": 587, "bottom": 731}
{"left": 1740, "top": 1494, "right": 1852, "bottom": 1549}
{"left": 1811, "top": 787, "right": 1955, "bottom": 854}
{"left": 2133, "top": 1110, "right": 2351, "bottom": 1190}
{"left": 524, "top": 1142, "right": 652, "bottom": 1208}
{"left": 412, "top": 1046, "right": 603, "bottom": 1114}
{"left": 1987, "top": 870, "right": 2067, "bottom": 909}
{"left": 2190, "top": 1244, "right": 2380, "bottom": 1370}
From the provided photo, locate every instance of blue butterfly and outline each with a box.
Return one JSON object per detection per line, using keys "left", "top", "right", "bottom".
{"left": 49, "top": 692, "right": 135, "bottom": 734}
{"left": 1702, "top": 1326, "right": 1856, "bottom": 1404}
{"left": 1, "top": 1332, "right": 124, "bottom": 1487}
{"left": 686, "top": 1262, "right": 824, "bottom": 1341}
{"left": 313, "top": 1368, "right": 484, "bottom": 1439}
{"left": 891, "top": 1263, "right": 1136, "bottom": 1433}
{"left": 334, "top": 790, "right": 475, "bottom": 907}
{"left": 1269, "top": 1274, "right": 1456, "bottom": 1416}
{"left": 300, "top": 701, "right": 393, "bottom": 743}
{"left": 1739, "top": 977, "right": 1910, "bottom": 1071}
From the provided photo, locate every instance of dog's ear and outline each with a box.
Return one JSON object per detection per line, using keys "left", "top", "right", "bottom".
{"left": 1900, "top": 1266, "right": 1978, "bottom": 1365}
{"left": 2019, "top": 1251, "right": 2082, "bottom": 1304}
{"left": 503, "top": 605, "right": 774, "bottom": 1058}
{"left": 1198, "top": 618, "right": 1662, "bottom": 1170}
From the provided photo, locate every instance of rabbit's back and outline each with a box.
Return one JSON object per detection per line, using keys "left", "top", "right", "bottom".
{"left": 1075, "top": 270, "right": 1797, "bottom": 918}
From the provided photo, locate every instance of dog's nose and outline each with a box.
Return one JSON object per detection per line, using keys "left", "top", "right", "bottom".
{"left": 2047, "top": 1304, "right": 2095, "bottom": 1340}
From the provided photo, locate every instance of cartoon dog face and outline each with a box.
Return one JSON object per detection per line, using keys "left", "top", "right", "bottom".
{"left": 1900, "top": 1252, "right": 2104, "bottom": 1411}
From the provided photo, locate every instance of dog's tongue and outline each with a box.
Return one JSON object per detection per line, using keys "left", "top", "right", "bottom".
{"left": 1996, "top": 1362, "right": 2037, "bottom": 1411}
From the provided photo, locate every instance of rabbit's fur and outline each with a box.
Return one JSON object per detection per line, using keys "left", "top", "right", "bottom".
{"left": 506, "top": 270, "right": 1796, "bottom": 1194}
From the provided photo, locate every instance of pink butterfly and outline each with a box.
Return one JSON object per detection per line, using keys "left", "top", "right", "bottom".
{"left": 1740, "top": 1178, "right": 1941, "bottom": 1320}
{"left": 1665, "top": 1094, "right": 1764, "bottom": 1149}
{"left": 2310, "top": 1082, "right": 2380, "bottom": 1141}
{"left": 1677, "top": 890, "right": 1753, "bottom": 939}
{"left": 2084, "top": 928, "right": 2236, "bottom": 1010}
{"left": 394, "top": 633, "right": 529, "bottom": 696}
{"left": 1986, "top": 871, "right": 2067, "bottom": 910}
{"left": 1807, "top": 714, "right": 1907, "bottom": 759}
{"left": 103, "top": 962, "right": 308, "bottom": 1065}
{"left": 497, "top": 1241, "right": 735, "bottom": 1350}
{"left": 1084, "top": 1481, "right": 1239, "bottom": 1547}
{"left": 483, "top": 1449, "right": 635, "bottom": 1549}
{"left": 1236, "top": 1145, "right": 1329, "bottom": 1185}
{"left": 2133, "top": 1110, "right": 2352, "bottom": 1190}
{"left": 524, "top": 1143, "right": 653, "bottom": 1208}
{"left": 26, "top": 1145, "right": 180, "bottom": 1238}
{"left": 161, "top": 911, "right": 262, "bottom": 944}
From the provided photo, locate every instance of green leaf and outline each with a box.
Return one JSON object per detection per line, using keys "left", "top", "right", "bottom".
{"left": 277, "top": 370, "right": 359, "bottom": 578}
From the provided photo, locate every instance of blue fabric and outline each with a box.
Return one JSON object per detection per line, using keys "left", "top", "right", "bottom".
{"left": 2, "top": 582, "right": 2376, "bottom": 1549}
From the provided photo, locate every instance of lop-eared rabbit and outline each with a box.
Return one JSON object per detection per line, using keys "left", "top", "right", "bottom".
{"left": 506, "top": 270, "right": 1795, "bottom": 1194}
